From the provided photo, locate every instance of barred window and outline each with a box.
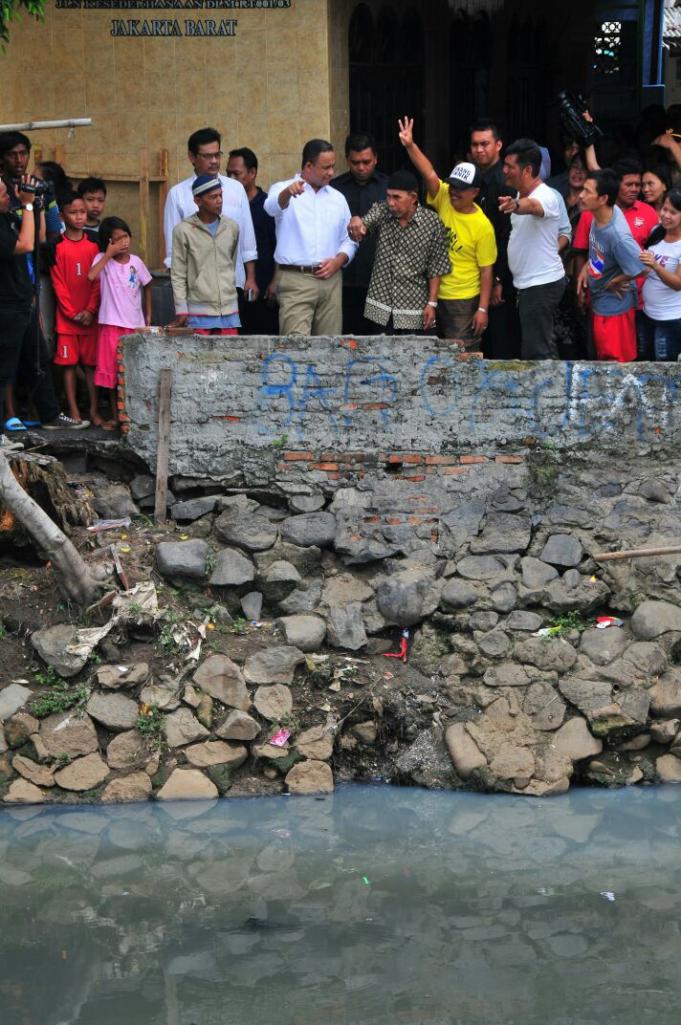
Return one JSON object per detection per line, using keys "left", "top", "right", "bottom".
{"left": 593, "top": 20, "right": 622, "bottom": 76}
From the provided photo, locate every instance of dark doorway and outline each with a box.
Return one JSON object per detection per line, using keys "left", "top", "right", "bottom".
{"left": 449, "top": 11, "right": 492, "bottom": 161}
{"left": 349, "top": 3, "right": 426, "bottom": 173}
{"left": 505, "top": 15, "right": 549, "bottom": 142}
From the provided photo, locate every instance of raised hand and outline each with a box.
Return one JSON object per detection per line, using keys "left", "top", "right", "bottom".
{"left": 398, "top": 116, "right": 414, "bottom": 148}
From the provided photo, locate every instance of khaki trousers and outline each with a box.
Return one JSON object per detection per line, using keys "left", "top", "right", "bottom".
{"left": 277, "top": 268, "right": 343, "bottom": 335}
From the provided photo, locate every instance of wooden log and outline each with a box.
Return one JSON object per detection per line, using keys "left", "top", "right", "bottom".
{"left": 593, "top": 544, "right": 681, "bottom": 562}
{"left": 154, "top": 368, "right": 173, "bottom": 525}
{"left": 0, "top": 451, "right": 99, "bottom": 605}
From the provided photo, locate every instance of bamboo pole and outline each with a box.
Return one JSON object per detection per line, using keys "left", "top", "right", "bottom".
{"left": 593, "top": 544, "right": 681, "bottom": 562}
{"left": 0, "top": 118, "right": 92, "bottom": 132}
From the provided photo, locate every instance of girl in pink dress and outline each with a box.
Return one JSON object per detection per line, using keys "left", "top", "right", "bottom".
{"left": 88, "top": 216, "right": 152, "bottom": 428}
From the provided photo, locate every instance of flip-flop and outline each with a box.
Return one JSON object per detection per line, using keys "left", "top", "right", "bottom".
{"left": 3, "top": 417, "right": 27, "bottom": 432}
{"left": 21, "top": 419, "right": 42, "bottom": 428}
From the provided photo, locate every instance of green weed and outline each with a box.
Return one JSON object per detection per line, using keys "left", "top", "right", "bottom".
{"left": 136, "top": 704, "right": 165, "bottom": 749}
{"left": 34, "top": 665, "right": 62, "bottom": 687}
{"left": 545, "top": 611, "right": 588, "bottom": 636}
{"left": 31, "top": 680, "right": 90, "bottom": 719}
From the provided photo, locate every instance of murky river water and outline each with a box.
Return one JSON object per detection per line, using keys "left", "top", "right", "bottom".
{"left": 1, "top": 784, "right": 681, "bottom": 1025}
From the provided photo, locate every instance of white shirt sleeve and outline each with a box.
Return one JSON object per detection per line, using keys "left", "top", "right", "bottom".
{"left": 536, "top": 183, "right": 561, "bottom": 220}
{"left": 264, "top": 179, "right": 290, "bottom": 219}
{"left": 163, "top": 184, "right": 185, "bottom": 269}
{"left": 336, "top": 194, "right": 357, "bottom": 265}
{"left": 237, "top": 182, "right": 257, "bottom": 266}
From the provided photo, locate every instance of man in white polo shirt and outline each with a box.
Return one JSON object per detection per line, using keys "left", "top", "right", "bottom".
{"left": 264, "top": 138, "right": 357, "bottom": 335}
{"left": 499, "top": 138, "right": 566, "bottom": 359}
{"left": 163, "top": 126, "right": 258, "bottom": 299}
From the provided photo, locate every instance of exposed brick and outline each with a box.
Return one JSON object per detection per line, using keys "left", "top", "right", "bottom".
{"left": 401, "top": 454, "right": 424, "bottom": 464}
{"left": 283, "top": 451, "right": 314, "bottom": 461}
{"left": 361, "top": 402, "right": 391, "bottom": 411}
{"left": 326, "top": 472, "right": 341, "bottom": 480}
{"left": 387, "top": 454, "right": 404, "bottom": 464}
{"left": 214, "top": 415, "right": 241, "bottom": 422}
{"left": 439, "top": 466, "right": 468, "bottom": 475}
{"left": 460, "top": 455, "right": 488, "bottom": 464}
{"left": 425, "top": 455, "right": 458, "bottom": 465}
{"left": 311, "top": 462, "right": 339, "bottom": 471}
{"left": 386, "top": 516, "right": 401, "bottom": 525}
{"left": 402, "top": 475, "right": 426, "bottom": 482}
{"left": 364, "top": 515, "right": 381, "bottom": 524}
{"left": 495, "top": 454, "right": 526, "bottom": 464}
{"left": 407, "top": 515, "right": 424, "bottom": 525}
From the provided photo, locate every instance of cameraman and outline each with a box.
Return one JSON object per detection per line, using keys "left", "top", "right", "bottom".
{"left": 0, "top": 174, "right": 78, "bottom": 449}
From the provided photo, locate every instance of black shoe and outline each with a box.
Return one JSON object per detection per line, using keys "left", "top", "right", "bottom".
{"left": 42, "top": 413, "right": 91, "bottom": 431}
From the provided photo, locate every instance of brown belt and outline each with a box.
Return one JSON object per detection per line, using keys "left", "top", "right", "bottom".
{"left": 278, "top": 264, "right": 320, "bottom": 274}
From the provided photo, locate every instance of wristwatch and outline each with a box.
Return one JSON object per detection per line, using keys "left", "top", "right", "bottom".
{"left": 427, "top": 300, "right": 438, "bottom": 308}
{"left": 23, "top": 203, "right": 34, "bottom": 212}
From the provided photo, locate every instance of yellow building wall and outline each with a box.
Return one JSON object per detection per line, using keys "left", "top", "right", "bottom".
{"left": 0, "top": 0, "right": 337, "bottom": 267}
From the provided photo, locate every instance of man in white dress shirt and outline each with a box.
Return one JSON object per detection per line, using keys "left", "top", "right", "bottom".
{"left": 264, "top": 139, "right": 357, "bottom": 335}
{"left": 163, "top": 127, "right": 258, "bottom": 298}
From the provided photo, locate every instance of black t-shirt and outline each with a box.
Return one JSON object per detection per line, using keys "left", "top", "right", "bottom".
{"left": 0, "top": 212, "right": 33, "bottom": 308}
{"left": 331, "top": 170, "right": 389, "bottom": 288}
{"left": 477, "top": 160, "right": 515, "bottom": 288}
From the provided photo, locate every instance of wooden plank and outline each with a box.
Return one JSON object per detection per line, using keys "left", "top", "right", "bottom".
{"left": 139, "top": 147, "right": 150, "bottom": 264}
{"left": 154, "top": 368, "right": 172, "bottom": 525}
{"left": 157, "top": 148, "right": 170, "bottom": 264}
{"left": 68, "top": 171, "right": 167, "bottom": 183}
{"left": 594, "top": 545, "right": 681, "bottom": 561}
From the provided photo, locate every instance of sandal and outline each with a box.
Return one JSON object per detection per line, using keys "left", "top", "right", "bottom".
{"left": 21, "top": 419, "right": 42, "bottom": 428}
{"left": 3, "top": 417, "right": 27, "bottom": 432}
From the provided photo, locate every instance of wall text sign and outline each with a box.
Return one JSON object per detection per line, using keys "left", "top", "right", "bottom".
{"left": 55, "top": 0, "right": 291, "bottom": 36}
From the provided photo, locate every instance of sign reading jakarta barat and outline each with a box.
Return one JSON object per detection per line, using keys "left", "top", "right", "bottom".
{"left": 55, "top": 0, "right": 291, "bottom": 38}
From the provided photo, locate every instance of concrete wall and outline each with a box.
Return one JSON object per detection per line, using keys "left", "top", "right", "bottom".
{"left": 121, "top": 334, "right": 681, "bottom": 485}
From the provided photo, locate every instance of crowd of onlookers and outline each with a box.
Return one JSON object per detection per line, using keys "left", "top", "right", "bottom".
{"left": 1, "top": 100, "right": 681, "bottom": 447}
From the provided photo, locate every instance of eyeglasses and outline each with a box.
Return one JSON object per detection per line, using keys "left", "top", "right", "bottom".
{"left": 196, "top": 150, "right": 223, "bottom": 159}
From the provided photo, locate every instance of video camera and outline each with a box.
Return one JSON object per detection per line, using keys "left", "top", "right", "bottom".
{"left": 20, "top": 178, "right": 50, "bottom": 197}
{"left": 558, "top": 90, "right": 602, "bottom": 147}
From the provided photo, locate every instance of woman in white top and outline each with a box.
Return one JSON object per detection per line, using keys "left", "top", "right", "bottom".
{"left": 639, "top": 188, "right": 681, "bottom": 361}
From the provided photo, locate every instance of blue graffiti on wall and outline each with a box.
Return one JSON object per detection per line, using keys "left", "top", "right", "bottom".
{"left": 256, "top": 348, "right": 680, "bottom": 443}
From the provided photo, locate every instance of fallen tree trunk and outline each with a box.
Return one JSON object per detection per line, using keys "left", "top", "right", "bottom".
{"left": 0, "top": 450, "right": 100, "bottom": 605}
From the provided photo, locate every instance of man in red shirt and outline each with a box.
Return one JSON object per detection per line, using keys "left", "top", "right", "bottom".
{"left": 572, "top": 159, "right": 658, "bottom": 357}
{"left": 50, "top": 192, "right": 100, "bottom": 426}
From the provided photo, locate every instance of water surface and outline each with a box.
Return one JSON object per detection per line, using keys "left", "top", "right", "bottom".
{"left": 1, "top": 784, "right": 681, "bottom": 1025}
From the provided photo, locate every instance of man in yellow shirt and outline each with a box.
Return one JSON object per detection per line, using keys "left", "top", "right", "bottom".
{"left": 398, "top": 117, "right": 497, "bottom": 349}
